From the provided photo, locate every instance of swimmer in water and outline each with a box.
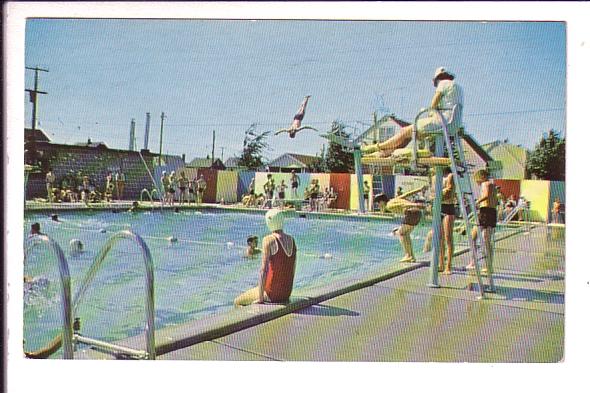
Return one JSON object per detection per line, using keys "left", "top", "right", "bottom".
{"left": 244, "top": 235, "right": 261, "bottom": 258}
{"left": 128, "top": 201, "right": 140, "bottom": 213}
{"left": 51, "top": 214, "right": 59, "bottom": 222}
{"left": 69, "top": 239, "right": 84, "bottom": 256}
{"left": 275, "top": 96, "right": 318, "bottom": 138}
{"left": 29, "top": 222, "right": 42, "bottom": 236}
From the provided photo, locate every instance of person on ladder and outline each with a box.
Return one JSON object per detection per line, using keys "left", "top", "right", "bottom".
{"left": 362, "top": 67, "right": 464, "bottom": 158}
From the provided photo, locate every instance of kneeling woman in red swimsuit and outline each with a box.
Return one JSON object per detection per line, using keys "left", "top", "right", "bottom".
{"left": 234, "top": 209, "right": 297, "bottom": 305}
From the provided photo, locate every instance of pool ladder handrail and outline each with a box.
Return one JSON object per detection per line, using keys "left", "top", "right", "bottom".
{"left": 24, "top": 235, "right": 75, "bottom": 359}
{"left": 139, "top": 188, "right": 158, "bottom": 209}
{"left": 72, "top": 230, "right": 156, "bottom": 359}
{"left": 24, "top": 230, "right": 156, "bottom": 359}
{"left": 137, "top": 150, "right": 164, "bottom": 211}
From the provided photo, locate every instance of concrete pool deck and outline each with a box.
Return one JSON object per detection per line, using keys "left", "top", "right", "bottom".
{"left": 73, "top": 223, "right": 564, "bottom": 362}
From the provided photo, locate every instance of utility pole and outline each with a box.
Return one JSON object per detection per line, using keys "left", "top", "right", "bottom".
{"left": 129, "top": 118, "right": 136, "bottom": 151}
{"left": 220, "top": 147, "right": 225, "bottom": 162}
{"left": 211, "top": 130, "right": 216, "bottom": 166}
{"left": 144, "top": 113, "right": 151, "bottom": 150}
{"left": 158, "top": 112, "right": 166, "bottom": 166}
{"left": 25, "top": 66, "right": 49, "bottom": 131}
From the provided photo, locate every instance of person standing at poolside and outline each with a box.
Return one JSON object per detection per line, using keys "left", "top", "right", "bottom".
{"left": 290, "top": 170, "right": 300, "bottom": 199}
{"left": 277, "top": 180, "right": 287, "bottom": 207}
{"left": 234, "top": 209, "right": 297, "bottom": 305}
{"left": 423, "top": 168, "right": 456, "bottom": 274}
{"left": 467, "top": 169, "right": 498, "bottom": 274}
{"left": 115, "top": 168, "right": 125, "bottom": 201}
{"left": 362, "top": 67, "right": 463, "bottom": 157}
{"left": 363, "top": 180, "right": 371, "bottom": 211}
{"left": 552, "top": 197, "right": 562, "bottom": 224}
{"left": 178, "top": 171, "right": 188, "bottom": 205}
{"left": 196, "top": 174, "right": 207, "bottom": 205}
{"left": 160, "top": 171, "right": 170, "bottom": 206}
{"left": 45, "top": 169, "right": 55, "bottom": 202}
{"left": 188, "top": 175, "right": 196, "bottom": 204}
{"left": 263, "top": 174, "right": 275, "bottom": 208}
{"left": 309, "top": 179, "right": 320, "bottom": 211}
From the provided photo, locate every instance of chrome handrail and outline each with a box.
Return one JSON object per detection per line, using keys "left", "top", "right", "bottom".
{"left": 137, "top": 151, "right": 164, "bottom": 211}
{"left": 72, "top": 230, "right": 156, "bottom": 359}
{"left": 139, "top": 188, "right": 154, "bottom": 209}
{"left": 24, "top": 235, "right": 74, "bottom": 359}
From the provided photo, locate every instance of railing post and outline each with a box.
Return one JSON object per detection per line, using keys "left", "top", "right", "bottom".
{"left": 428, "top": 135, "right": 443, "bottom": 288}
{"left": 353, "top": 147, "right": 365, "bottom": 213}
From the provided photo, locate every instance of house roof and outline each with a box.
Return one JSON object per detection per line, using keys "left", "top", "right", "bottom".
{"left": 268, "top": 153, "right": 318, "bottom": 168}
{"left": 224, "top": 157, "right": 242, "bottom": 168}
{"left": 462, "top": 134, "right": 494, "bottom": 163}
{"left": 25, "top": 128, "right": 51, "bottom": 142}
{"left": 353, "top": 115, "right": 399, "bottom": 145}
{"left": 187, "top": 157, "right": 226, "bottom": 169}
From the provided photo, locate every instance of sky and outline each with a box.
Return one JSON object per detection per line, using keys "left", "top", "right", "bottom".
{"left": 24, "top": 19, "right": 566, "bottom": 162}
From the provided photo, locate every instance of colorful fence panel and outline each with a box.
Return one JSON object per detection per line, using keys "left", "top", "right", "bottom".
{"left": 381, "top": 175, "right": 396, "bottom": 198}
{"left": 520, "top": 179, "right": 550, "bottom": 222}
{"left": 216, "top": 170, "right": 239, "bottom": 203}
{"left": 349, "top": 174, "right": 373, "bottom": 211}
{"left": 329, "top": 173, "right": 350, "bottom": 210}
{"left": 237, "top": 171, "right": 255, "bottom": 200}
{"left": 310, "top": 173, "right": 331, "bottom": 195}
{"left": 494, "top": 179, "right": 521, "bottom": 201}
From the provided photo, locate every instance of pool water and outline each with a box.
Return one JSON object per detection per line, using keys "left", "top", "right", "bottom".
{"left": 23, "top": 209, "right": 467, "bottom": 356}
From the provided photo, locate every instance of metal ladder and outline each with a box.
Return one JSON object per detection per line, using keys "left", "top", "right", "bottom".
{"left": 413, "top": 106, "right": 494, "bottom": 297}
{"left": 437, "top": 109, "right": 495, "bottom": 296}
{"left": 24, "top": 230, "right": 157, "bottom": 359}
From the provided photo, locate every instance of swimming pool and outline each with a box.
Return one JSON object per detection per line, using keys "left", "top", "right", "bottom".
{"left": 22, "top": 208, "right": 507, "bottom": 357}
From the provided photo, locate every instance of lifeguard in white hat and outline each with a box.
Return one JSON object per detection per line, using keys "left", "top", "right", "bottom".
{"left": 362, "top": 67, "right": 464, "bottom": 158}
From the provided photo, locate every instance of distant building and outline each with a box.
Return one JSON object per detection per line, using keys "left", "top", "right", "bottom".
{"left": 352, "top": 115, "right": 401, "bottom": 147}
{"left": 25, "top": 127, "right": 51, "bottom": 143}
{"left": 187, "top": 156, "right": 226, "bottom": 170}
{"left": 23, "top": 130, "right": 184, "bottom": 200}
{"left": 74, "top": 138, "right": 109, "bottom": 149}
{"left": 224, "top": 157, "right": 245, "bottom": 171}
{"left": 267, "top": 153, "right": 319, "bottom": 173}
{"left": 482, "top": 140, "right": 528, "bottom": 180}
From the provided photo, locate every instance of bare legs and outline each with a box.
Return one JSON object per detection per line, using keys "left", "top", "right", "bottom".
{"left": 398, "top": 224, "right": 416, "bottom": 263}
{"left": 361, "top": 125, "right": 415, "bottom": 157}
{"left": 423, "top": 215, "right": 455, "bottom": 274}
{"left": 440, "top": 215, "right": 455, "bottom": 274}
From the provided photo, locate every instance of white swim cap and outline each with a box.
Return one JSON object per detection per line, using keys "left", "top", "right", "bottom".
{"left": 434, "top": 67, "right": 453, "bottom": 79}
{"left": 265, "top": 209, "right": 285, "bottom": 232}
{"left": 69, "top": 239, "right": 84, "bottom": 255}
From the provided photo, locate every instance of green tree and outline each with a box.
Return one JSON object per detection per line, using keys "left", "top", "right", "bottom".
{"left": 325, "top": 121, "right": 354, "bottom": 173}
{"left": 237, "top": 124, "right": 271, "bottom": 170}
{"left": 308, "top": 145, "right": 328, "bottom": 173}
{"left": 526, "top": 129, "right": 565, "bottom": 180}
